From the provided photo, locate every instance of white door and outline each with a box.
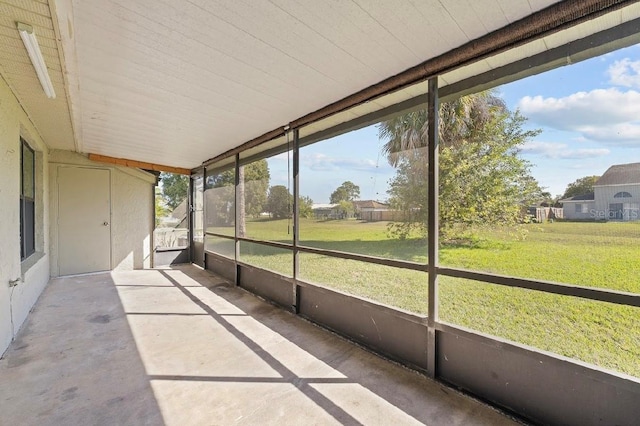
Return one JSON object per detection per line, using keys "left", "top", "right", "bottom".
{"left": 58, "top": 167, "right": 111, "bottom": 275}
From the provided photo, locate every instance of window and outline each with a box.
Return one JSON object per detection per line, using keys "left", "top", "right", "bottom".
{"left": 436, "top": 41, "right": 640, "bottom": 377}
{"left": 573, "top": 203, "right": 588, "bottom": 213}
{"left": 204, "top": 162, "right": 236, "bottom": 256}
{"left": 609, "top": 203, "right": 623, "bottom": 220}
{"left": 20, "top": 139, "right": 35, "bottom": 260}
{"left": 614, "top": 191, "right": 632, "bottom": 198}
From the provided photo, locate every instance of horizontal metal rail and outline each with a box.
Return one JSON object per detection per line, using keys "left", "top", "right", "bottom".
{"left": 237, "top": 236, "right": 293, "bottom": 250}
{"left": 438, "top": 267, "right": 640, "bottom": 308}
{"left": 296, "top": 244, "right": 428, "bottom": 272}
{"left": 238, "top": 241, "right": 639, "bottom": 308}
{"left": 204, "top": 231, "right": 235, "bottom": 240}
{"left": 206, "top": 232, "right": 640, "bottom": 308}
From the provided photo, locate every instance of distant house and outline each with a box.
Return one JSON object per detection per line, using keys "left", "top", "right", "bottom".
{"left": 353, "top": 200, "right": 398, "bottom": 221}
{"left": 559, "top": 193, "right": 595, "bottom": 221}
{"left": 527, "top": 206, "right": 563, "bottom": 222}
{"left": 312, "top": 200, "right": 397, "bottom": 221}
{"left": 312, "top": 203, "right": 340, "bottom": 219}
{"left": 562, "top": 162, "right": 640, "bottom": 221}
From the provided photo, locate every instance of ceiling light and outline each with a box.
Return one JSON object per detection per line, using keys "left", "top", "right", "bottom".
{"left": 16, "top": 22, "right": 56, "bottom": 99}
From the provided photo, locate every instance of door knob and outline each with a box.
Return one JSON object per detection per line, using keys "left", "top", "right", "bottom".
{"left": 103, "top": 221, "right": 109, "bottom": 226}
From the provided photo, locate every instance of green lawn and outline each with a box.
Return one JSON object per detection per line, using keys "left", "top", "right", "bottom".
{"left": 208, "top": 219, "right": 640, "bottom": 377}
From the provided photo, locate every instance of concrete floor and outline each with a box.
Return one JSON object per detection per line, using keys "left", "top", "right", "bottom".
{"left": 0, "top": 265, "right": 521, "bottom": 426}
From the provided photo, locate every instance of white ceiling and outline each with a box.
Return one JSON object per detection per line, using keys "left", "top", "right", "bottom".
{"left": 0, "top": 0, "right": 75, "bottom": 150}
{"left": 10, "top": 0, "right": 632, "bottom": 170}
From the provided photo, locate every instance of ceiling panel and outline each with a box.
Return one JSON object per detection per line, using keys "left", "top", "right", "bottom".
{"left": 4, "top": 0, "right": 591, "bottom": 169}
{"left": 0, "top": 0, "right": 74, "bottom": 150}
{"left": 58, "top": 0, "right": 561, "bottom": 169}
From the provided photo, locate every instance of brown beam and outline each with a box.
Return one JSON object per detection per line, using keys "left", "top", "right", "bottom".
{"left": 289, "top": 0, "right": 632, "bottom": 129}
{"left": 88, "top": 153, "right": 190, "bottom": 175}
{"left": 201, "top": 0, "right": 633, "bottom": 168}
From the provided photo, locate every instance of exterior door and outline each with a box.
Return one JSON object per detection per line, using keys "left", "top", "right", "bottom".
{"left": 58, "top": 167, "right": 111, "bottom": 275}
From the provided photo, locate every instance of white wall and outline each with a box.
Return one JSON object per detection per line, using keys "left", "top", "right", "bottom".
{"left": 0, "top": 78, "right": 50, "bottom": 355}
{"left": 595, "top": 184, "right": 640, "bottom": 220}
{"left": 48, "top": 151, "right": 155, "bottom": 276}
{"left": 562, "top": 201, "right": 595, "bottom": 220}
{"left": 0, "top": 77, "right": 155, "bottom": 356}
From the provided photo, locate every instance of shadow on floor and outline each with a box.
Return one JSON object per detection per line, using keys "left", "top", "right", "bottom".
{"left": 0, "top": 265, "right": 518, "bottom": 426}
{"left": 0, "top": 271, "right": 164, "bottom": 425}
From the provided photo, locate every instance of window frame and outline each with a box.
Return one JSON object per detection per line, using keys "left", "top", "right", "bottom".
{"left": 20, "top": 138, "right": 36, "bottom": 261}
{"left": 614, "top": 191, "right": 632, "bottom": 198}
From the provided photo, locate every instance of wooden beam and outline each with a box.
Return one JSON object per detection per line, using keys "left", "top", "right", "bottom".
{"left": 88, "top": 154, "right": 190, "bottom": 175}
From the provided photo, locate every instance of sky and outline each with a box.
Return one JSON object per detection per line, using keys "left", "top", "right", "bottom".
{"left": 266, "top": 43, "right": 640, "bottom": 204}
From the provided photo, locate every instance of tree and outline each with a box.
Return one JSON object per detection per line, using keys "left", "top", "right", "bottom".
{"left": 241, "top": 160, "right": 270, "bottom": 217}
{"left": 380, "top": 91, "right": 543, "bottom": 240}
{"left": 299, "top": 195, "right": 314, "bottom": 218}
{"left": 205, "top": 169, "right": 235, "bottom": 229}
{"left": 337, "top": 200, "right": 355, "bottom": 219}
{"left": 205, "top": 160, "right": 270, "bottom": 237}
{"left": 160, "top": 172, "right": 189, "bottom": 210}
{"left": 155, "top": 188, "right": 169, "bottom": 226}
{"left": 330, "top": 181, "right": 360, "bottom": 203}
{"left": 265, "top": 185, "right": 292, "bottom": 219}
{"left": 561, "top": 176, "right": 600, "bottom": 199}
{"left": 238, "top": 160, "right": 270, "bottom": 237}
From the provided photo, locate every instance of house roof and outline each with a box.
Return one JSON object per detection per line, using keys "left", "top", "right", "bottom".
{"left": 595, "top": 163, "right": 640, "bottom": 186}
{"left": 312, "top": 204, "right": 338, "bottom": 210}
{"left": 171, "top": 199, "right": 188, "bottom": 220}
{"left": 560, "top": 193, "right": 594, "bottom": 202}
{"left": 354, "top": 200, "right": 389, "bottom": 209}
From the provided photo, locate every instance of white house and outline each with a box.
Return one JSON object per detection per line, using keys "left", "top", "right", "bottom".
{"left": 312, "top": 203, "right": 340, "bottom": 219}
{"left": 562, "top": 163, "right": 640, "bottom": 221}
{"left": 560, "top": 193, "right": 596, "bottom": 221}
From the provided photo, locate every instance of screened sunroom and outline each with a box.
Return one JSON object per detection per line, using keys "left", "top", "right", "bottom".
{"left": 1, "top": 1, "right": 639, "bottom": 425}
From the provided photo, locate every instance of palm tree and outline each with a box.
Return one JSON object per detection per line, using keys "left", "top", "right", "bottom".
{"left": 378, "top": 91, "right": 506, "bottom": 166}
{"left": 379, "top": 90, "right": 541, "bottom": 240}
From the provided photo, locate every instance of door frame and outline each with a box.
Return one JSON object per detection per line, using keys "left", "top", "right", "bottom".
{"left": 190, "top": 171, "right": 205, "bottom": 268}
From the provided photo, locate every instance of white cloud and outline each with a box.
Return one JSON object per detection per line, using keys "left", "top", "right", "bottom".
{"left": 301, "top": 152, "right": 389, "bottom": 173}
{"left": 579, "top": 123, "right": 640, "bottom": 143}
{"left": 607, "top": 58, "right": 640, "bottom": 88}
{"left": 518, "top": 88, "right": 640, "bottom": 144}
{"left": 566, "top": 148, "right": 611, "bottom": 158}
{"left": 521, "top": 141, "right": 609, "bottom": 159}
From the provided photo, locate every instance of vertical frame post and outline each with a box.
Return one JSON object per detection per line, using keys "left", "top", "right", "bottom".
{"left": 202, "top": 167, "right": 208, "bottom": 270}
{"left": 152, "top": 180, "right": 158, "bottom": 268}
{"left": 427, "top": 76, "right": 440, "bottom": 378}
{"left": 234, "top": 153, "right": 241, "bottom": 286}
{"left": 187, "top": 172, "right": 194, "bottom": 265}
{"left": 292, "top": 128, "right": 301, "bottom": 312}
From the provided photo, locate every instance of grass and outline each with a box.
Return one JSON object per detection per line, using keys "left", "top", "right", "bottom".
{"left": 207, "top": 218, "right": 640, "bottom": 377}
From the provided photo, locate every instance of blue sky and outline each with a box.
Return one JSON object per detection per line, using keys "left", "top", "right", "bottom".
{"left": 267, "top": 43, "right": 640, "bottom": 203}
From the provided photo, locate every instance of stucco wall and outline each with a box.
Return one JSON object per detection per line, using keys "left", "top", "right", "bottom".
{"left": 562, "top": 201, "right": 595, "bottom": 220}
{"left": 111, "top": 165, "right": 154, "bottom": 270}
{"left": 48, "top": 150, "right": 155, "bottom": 276}
{"left": 595, "top": 184, "right": 640, "bottom": 220}
{"left": 0, "top": 78, "right": 50, "bottom": 355}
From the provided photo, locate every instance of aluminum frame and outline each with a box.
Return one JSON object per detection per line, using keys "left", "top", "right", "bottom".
{"left": 196, "top": 14, "right": 640, "bottom": 424}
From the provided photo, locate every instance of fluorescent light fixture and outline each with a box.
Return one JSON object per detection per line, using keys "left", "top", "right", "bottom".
{"left": 16, "top": 22, "right": 56, "bottom": 99}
